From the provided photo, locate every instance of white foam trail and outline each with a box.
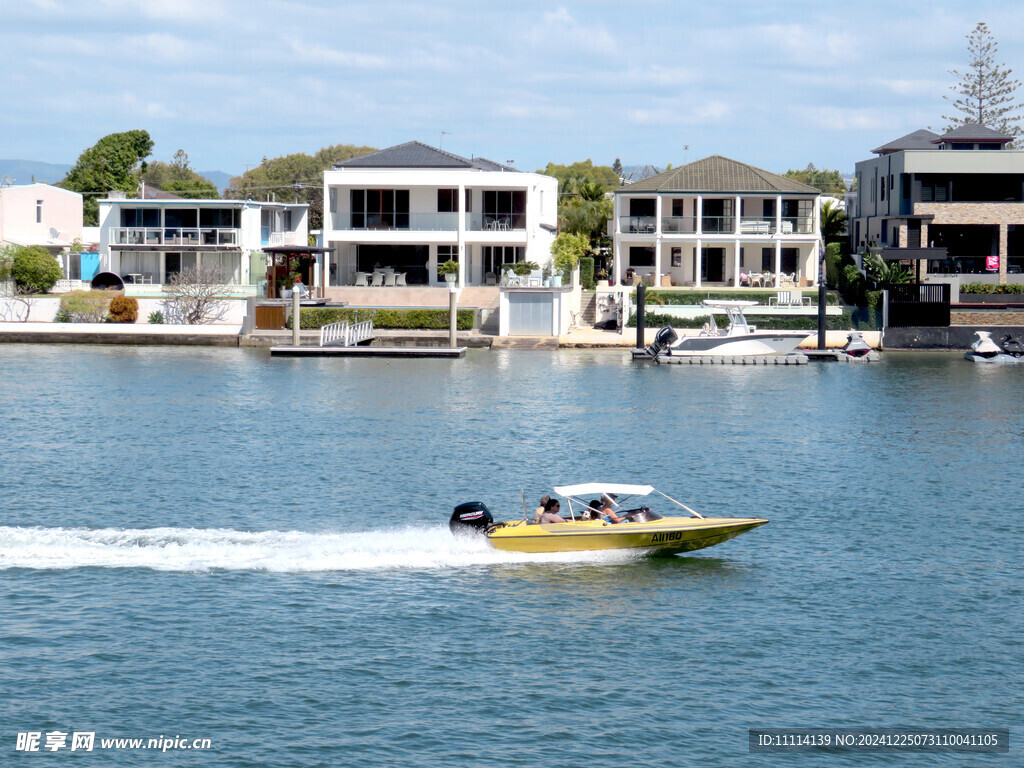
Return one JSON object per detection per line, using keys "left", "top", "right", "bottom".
{"left": 0, "top": 525, "right": 641, "bottom": 572}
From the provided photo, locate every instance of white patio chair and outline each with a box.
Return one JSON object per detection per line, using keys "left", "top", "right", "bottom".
{"left": 370, "top": 272, "right": 385, "bottom": 287}
{"left": 528, "top": 269, "right": 543, "bottom": 286}
{"left": 354, "top": 272, "right": 368, "bottom": 286}
{"left": 384, "top": 272, "right": 397, "bottom": 287}
{"left": 396, "top": 272, "right": 407, "bottom": 286}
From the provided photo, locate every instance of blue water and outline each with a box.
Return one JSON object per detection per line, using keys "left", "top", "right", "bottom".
{"left": 1, "top": 346, "right": 1020, "bottom": 766}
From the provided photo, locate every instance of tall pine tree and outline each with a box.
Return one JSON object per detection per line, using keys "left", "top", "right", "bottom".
{"left": 943, "top": 22, "right": 1022, "bottom": 138}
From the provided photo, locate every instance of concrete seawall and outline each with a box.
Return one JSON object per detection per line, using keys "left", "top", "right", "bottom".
{"left": 0, "top": 322, "right": 241, "bottom": 346}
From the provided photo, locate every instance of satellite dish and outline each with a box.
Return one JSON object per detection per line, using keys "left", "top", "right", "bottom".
{"left": 50, "top": 227, "right": 60, "bottom": 239}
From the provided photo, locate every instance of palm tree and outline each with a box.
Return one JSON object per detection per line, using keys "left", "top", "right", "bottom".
{"left": 820, "top": 200, "right": 848, "bottom": 245}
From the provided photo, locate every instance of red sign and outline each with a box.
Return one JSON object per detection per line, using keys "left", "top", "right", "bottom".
{"left": 986, "top": 255, "right": 1000, "bottom": 271}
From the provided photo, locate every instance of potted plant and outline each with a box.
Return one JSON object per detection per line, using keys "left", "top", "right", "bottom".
{"left": 596, "top": 269, "right": 609, "bottom": 288}
{"left": 512, "top": 260, "right": 538, "bottom": 277}
{"left": 280, "top": 272, "right": 295, "bottom": 299}
{"left": 437, "top": 259, "right": 459, "bottom": 284}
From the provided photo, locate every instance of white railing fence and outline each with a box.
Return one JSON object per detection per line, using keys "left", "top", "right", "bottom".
{"left": 319, "top": 319, "right": 374, "bottom": 347}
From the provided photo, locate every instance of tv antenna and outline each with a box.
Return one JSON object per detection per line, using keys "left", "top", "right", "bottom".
{"left": 440, "top": 131, "right": 451, "bottom": 150}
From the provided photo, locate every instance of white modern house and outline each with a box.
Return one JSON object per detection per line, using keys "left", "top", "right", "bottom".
{"left": 98, "top": 193, "right": 308, "bottom": 293}
{"left": 321, "top": 142, "right": 558, "bottom": 290}
{"left": 0, "top": 183, "right": 83, "bottom": 253}
{"left": 612, "top": 156, "right": 823, "bottom": 288}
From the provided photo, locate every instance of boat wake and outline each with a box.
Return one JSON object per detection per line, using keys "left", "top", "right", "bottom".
{"left": 0, "top": 525, "right": 643, "bottom": 572}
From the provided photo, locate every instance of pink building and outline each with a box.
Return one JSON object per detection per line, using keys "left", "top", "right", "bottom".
{"left": 0, "top": 183, "right": 84, "bottom": 254}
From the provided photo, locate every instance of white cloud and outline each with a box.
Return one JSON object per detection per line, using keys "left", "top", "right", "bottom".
{"left": 529, "top": 6, "right": 617, "bottom": 56}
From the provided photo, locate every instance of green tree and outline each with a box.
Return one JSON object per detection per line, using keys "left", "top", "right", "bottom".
{"left": 225, "top": 143, "right": 376, "bottom": 229}
{"left": 550, "top": 231, "right": 590, "bottom": 274}
{"left": 59, "top": 130, "right": 154, "bottom": 225}
{"left": 783, "top": 163, "right": 847, "bottom": 196}
{"left": 612, "top": 157, "right": 623, "bottom": 183}
{"left": 864, "top": 253, "right": 911, "bottom": 289}
{"left": 537, "top": 159, "right": 619, "bottom": 190}
{"left": 944, "top": 22, "right": 1022, "bottom": 138}
{"left": 11, "top": 245, "right": 62, "bottom": 293}
{"left": 139, "top": 149, "right": 220, "bottom": 199}
{"left": 820, "top": 200, "right": 848, "bottom": 246}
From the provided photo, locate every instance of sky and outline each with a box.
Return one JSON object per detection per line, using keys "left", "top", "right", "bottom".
{"left": 3, "top": 0, "right": 1024, "bottom": 179}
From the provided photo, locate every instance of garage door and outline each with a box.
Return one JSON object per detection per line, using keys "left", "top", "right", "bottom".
{"left": 508, "top": 291, "right": 553, "bottom": 336}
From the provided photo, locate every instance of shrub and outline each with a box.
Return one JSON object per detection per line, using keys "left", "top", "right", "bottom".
{"left": 11, "top": 246, "right": 62, "bottom": 293}
{"left": 108, "top": 295, "right": 139, "bottom": 323}
{"left": 960, "top": 282, "right": 1024, "bottom": 295}
{"left": 148, "top": 310, "right": 165, "bottom": 324}
{"left": 289, "top": 307, "right": 475, "bottom": 331}
{"left": 54, "top": 309, "right": 72, "bottom": 323}
{"left": 579, "top": 256, "right": 595, "bottom": 289}
{"left": 59, "top": 290, "right": 110, "bottom": 323}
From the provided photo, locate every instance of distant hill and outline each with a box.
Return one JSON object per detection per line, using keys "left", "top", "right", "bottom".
{"left": 0, "top": 160, "right": 234, "bottom": 194}
{"left": 0, "top": 159, "right": 72, "bottom": 185}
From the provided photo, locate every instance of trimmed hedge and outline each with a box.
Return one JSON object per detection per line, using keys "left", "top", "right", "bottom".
{"left": 59, "top": 290, "right": 110, "bottom": 323}
{"left": 289, "top": 307, "right": 475, "bottom": 331}
{"left": 629, "top": 310, "right": 852, "bottom": 330}
{"left": 960, "top": 282, "right": 1024, "bottom": 295}
{"left": 641, "top": 289, "right": 839, "bottom": 306}
{"left": 579, "top": 256, "right": 595, "bottom": 290}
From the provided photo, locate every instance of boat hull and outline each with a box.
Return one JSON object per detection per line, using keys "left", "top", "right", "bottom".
{"left": 668, "top": 332, "right": 810, "bottom": 357}
{"left": 485, "top": 516, "right": 768, "bottom": 554}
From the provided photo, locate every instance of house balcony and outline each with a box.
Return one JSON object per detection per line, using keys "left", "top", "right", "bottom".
{"left": 330, "top": 212, "right": 459, "bottom": 231}
{"left": 263, "top": 230, "right": 306, "bottom": 246}
{"left": 619, "top": 215, "right": 816, "bottom": 236}
{"left": 109, "top": 227, "right": 240, "bottom": 247}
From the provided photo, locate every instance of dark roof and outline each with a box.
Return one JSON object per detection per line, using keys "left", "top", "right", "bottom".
{"left": 932, "top": 122, "right": 1013, "bottom": 144}
{"left": 871, "top": 129, "right": 940, "bottom": 154}
{"left": 617, "top": 155, "right": 819, "bottom": 194}
{"left": 334, "top": 141, "right": 520, "bottom": 171}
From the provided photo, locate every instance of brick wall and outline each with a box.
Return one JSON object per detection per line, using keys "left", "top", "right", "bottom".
{"left": 915, "top": 202, "right": 1024, "bottom": 225}
{"left": 952, "top": 310, "right": 1024, "bottom": 325}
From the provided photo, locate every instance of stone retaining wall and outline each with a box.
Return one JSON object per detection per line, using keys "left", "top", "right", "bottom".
{"left": 952, "top": 310, "right": 1024, "bottom": 325}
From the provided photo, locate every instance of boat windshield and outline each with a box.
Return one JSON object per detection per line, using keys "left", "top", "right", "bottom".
{"left": 622, "top": 507, "right": 664, "bottom": 523}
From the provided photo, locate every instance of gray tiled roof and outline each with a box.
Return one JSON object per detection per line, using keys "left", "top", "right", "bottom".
{"left": 933, "top": 122, "right": 1013, "bottom": 143}
{"left": 334, "top": 141, "right": 519, "bottom": 171}
{"left": 617, "top": 155, "right": 819, "bottom": 194}
{"left": 872, "top": 129, "right": 940, "bottom": 154}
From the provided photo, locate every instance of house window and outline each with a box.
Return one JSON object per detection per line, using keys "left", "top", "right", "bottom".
{"left": 484, "top": 245, "right": 524, "bottom": 275}
{"left": 351, "top": 189, "right": 410, "bottom": 229}
{"left": 36, "top": 200, "right": 43, "bottom": 224}
{"left": 672, "top": 199, "right": 685, "bottom": 217}
{"left": 437, "top": 189, "right": 458, "bottom": 213}
{"left": 329, "top": 188, "right": 337, "bottom": 213}
{"left": 465, "top": 189, "right": 472, "bottom": 213}
{"left": 880, "top": 178, "right": 885, "bottom": 201}
{"left": 436, "top": 245, "right": 458, "bottom": 280}
{"left": 890, "top": 175, "right": 894, "bottom": 190}
{"left": 629, "top": 246, "right": 655, "bottom": 267}
{"left": 483, "top": 190, "right": 525, "bottom": 228}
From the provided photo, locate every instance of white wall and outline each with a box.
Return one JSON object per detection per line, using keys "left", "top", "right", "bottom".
{"left": 0, "top": 184, "right": 83, "bottom": 246}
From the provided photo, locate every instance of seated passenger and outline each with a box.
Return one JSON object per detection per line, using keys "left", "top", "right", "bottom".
{"left": 581, "top": 500, "right": 603, "bottom": 520}
{"left": 538, "top": 499, "right": 566, "bottom": 524}
{"left": 600, "top": 493, "right": 627, "bottom": 524}
{"left": 531, "top": 495, "right": 551, "bottom": 525}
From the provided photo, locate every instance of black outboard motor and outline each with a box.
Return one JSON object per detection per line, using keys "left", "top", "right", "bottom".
{"left": 449, "top": 501, "right": 494, "bottom": 535}
{"left": 645, "top": 325, "right": 678, "bottom": 358}
{"left": 1000, "top": 334, "right": 1024, "bottom": 357}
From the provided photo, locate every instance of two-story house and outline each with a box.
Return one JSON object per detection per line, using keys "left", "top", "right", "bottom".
{"left": 850, "top": 123, "right": 1024, "bottom": 282}
{"left": 0, "top": 183, "right": 83, "bottom": 254}
{"left": 98, "top": 193, "right": 308, "bottom": 294}
{"left": 612, "top": 156, "right": 822, "bottom": 289}
{"left": 321, "top": 142, "right": 558, "bottom": 290}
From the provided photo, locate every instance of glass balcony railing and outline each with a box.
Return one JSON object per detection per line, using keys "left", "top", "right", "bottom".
{"left": 467, "top": 214, "right": 526, "bottom": 231}
{"left": 109, "top": 227, "right": 239, "bottom": 246}
{"left": 330, "top": 212, "right": 459, "bottom": 231}
{"left": 661, "top": 216, "right": 697, "bottom": 234}
{"left": 620, "top": 215, "right": 658, "bottom": 234}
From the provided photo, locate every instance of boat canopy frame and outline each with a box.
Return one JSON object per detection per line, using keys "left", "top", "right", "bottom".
{"left": 552, "top": 483, "right": 704, "bottom": 520}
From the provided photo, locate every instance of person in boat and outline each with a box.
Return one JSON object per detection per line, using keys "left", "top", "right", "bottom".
{"left": 531, "top": 495, "right": 551, "bottom": 524}
{"left": 538, "top": 498, "right": 566, "bottom": 524}
{"left": 600, "top": 493, "right": 628, "bottom": 524}
{"left": 582, "top": 500, "right": 603, "bottom": 521}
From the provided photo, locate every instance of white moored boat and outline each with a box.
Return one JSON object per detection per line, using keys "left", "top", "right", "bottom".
{"left": 645, "top": 300, "right": 811, "bottom": 357}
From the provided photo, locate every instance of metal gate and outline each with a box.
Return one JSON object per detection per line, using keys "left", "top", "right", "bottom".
{"left": 508, "top": 291, "right": 554, "bottom": 336}
{"left": 887, "top": 283, "right": 950, "bottom": 327}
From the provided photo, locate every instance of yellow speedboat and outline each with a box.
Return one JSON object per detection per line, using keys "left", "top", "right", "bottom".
{"left": 448, "top": 483, "right": 767, "bottom": 555}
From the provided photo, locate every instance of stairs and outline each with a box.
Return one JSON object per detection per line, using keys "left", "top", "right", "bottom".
{"left": 580, "top": 291, "right": 597, "bottom": 326}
